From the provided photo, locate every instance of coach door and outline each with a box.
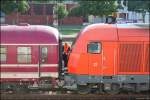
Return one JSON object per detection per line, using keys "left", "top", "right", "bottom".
{"left": 88, "top": 42, "right": 102, "bottom": 75}
{"left": 38, "top": 46, "right": 48, "bottom": 77}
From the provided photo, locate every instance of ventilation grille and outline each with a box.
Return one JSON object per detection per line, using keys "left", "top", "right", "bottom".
{"left": 119, "top": 44, "right": 143, "bottom": 72}
{"left": 145, "top": 44, "right": 149, "bottom": 72}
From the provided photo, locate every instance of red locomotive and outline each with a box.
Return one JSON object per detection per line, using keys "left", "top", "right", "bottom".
{"left": 0, "top": 23, "right": 149, "bottom": 94}
{"left": 67, "top": 23, "right": 150, "bottom": 94}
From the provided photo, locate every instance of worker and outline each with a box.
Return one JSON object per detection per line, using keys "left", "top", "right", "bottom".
{"left": 62, "top": 42, "right": 70, "bottom": 68}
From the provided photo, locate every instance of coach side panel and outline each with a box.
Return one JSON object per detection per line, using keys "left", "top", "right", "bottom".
{"left": 0, "top": 44, "right": 59, "bottom": 82}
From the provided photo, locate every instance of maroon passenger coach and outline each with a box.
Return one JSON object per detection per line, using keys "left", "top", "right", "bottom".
{"left": 0, "top": 24, "right": 60, "bottom": 89}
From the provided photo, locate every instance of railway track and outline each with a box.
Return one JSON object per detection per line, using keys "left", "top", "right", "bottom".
{"left": 1, "top": 93, "right": 150, "bottom": 100}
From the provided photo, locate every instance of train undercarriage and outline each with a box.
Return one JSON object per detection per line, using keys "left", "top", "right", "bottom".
{"left": 1, "top": 73, "right": 149, "bottom": 95}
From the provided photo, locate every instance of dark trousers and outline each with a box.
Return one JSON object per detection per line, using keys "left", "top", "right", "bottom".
{"left": 63, "top": 53, "right": 68, "bottom": 67}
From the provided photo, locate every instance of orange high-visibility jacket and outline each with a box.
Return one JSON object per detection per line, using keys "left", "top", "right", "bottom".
{"left": 64, "top": 43, "right": 70, "bottom": 54}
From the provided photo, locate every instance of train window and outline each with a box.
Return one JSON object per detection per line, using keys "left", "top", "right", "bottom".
{"left": 41, "top": 47, "right": 48, "bottom": 63}
{"left": 0, "top": 47, "right": 7, "bottom": 62}
{"left": 17, "top": 47, "right": 31, "bottom": 63}
{"left": 88, "top": 42, "right": 101, "bottom": 54}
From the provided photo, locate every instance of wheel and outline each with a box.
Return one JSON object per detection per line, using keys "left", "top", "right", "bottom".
{"left": 104, "top": 83, "right": 120, "bottom": 95}
{"left": 77, "top": 85, "right": 91, "bottom": 94}
{"left": 13, "top": 84, "right": 28, "bottom": 94}
{"left": 97, "top": 84, "right": 105, "bottom": 94}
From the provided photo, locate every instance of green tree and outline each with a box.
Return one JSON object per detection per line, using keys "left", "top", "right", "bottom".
{"left": 127, "top": 0, "right": 150, "bottom": 22}
{"left": 69, "top": 1, "right": 117, "bottom": 18}
{"left": 54, "top": 3, "right": 68, "bottom": 24}
{"left": 1, "top": 0, "right": 29, "bottom": 14}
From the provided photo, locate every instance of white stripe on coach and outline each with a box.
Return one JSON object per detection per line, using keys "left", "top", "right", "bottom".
{"left": 0, "top": 64, "right": 59, "bottom": 67}
{"left": 1, "top": 44, "right": 58, "bottom": 46}
{"left": 1, "top": 72, "right": 58, "bottom": 78}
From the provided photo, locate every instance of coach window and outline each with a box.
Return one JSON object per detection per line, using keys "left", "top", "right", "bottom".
{"left": 88, "top": 42, "right": 101, "bottom": 54}
{"left": 41, "top": 47, "right": 48, "bottom": 63}
{"left": 17, "top": 47, "right": 31, "bottom": 63}
{"left": 0, "top": 47, "right": 7, "bottom": 62}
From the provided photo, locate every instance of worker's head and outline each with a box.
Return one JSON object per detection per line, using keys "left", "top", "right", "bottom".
{"left": 64, "top": 42, "right": 68, "bottom": 46}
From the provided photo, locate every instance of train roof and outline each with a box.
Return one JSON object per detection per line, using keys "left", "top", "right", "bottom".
{"left": 117, "top": 23, "right": 149, "bottom": 41}
{"left": 116, "top": 23, "right": 149, "bottom": 29}
{"left": 80, "top": 23, "right": 149, "bottom": 41}
{"left": 1, "top": 25, "right": 59, "bottom": 44}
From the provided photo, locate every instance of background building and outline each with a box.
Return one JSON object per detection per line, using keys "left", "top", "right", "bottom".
{"left": 116, "top": 0, "right": 149, "bottom": 23}
{"left": 2, "top": 0, "right": 149, "bottom": 25}
{"left": 4, "top": 1, "right": 83, "bottom": 25}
